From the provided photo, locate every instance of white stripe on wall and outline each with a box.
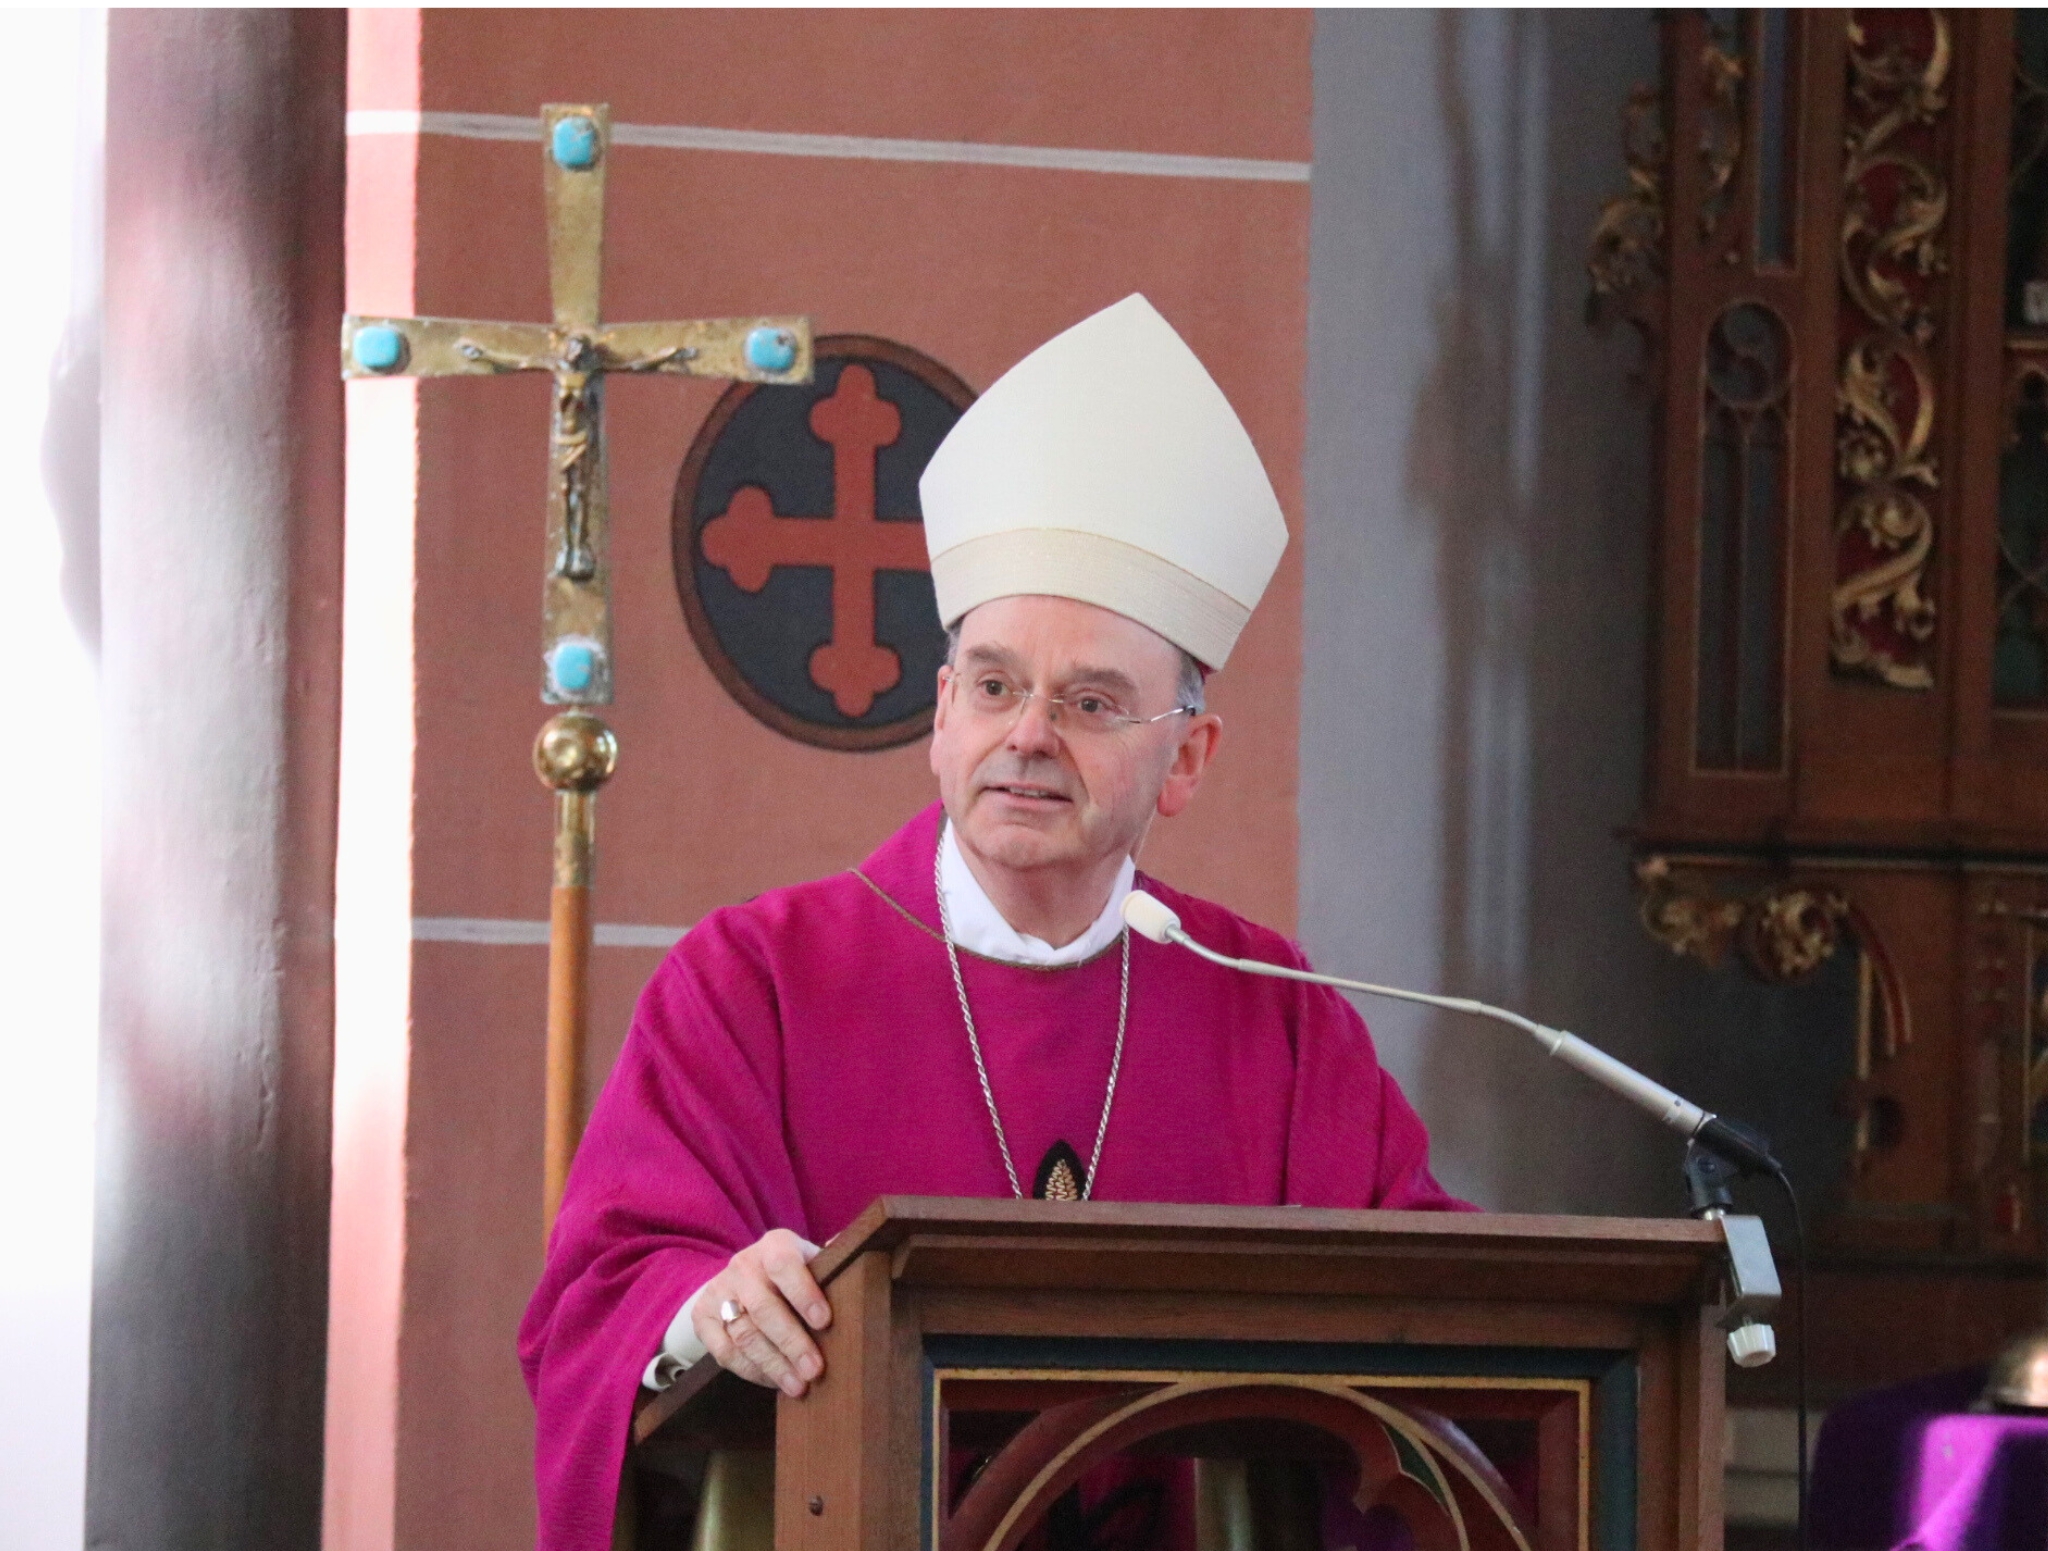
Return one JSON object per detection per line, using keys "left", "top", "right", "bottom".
{"left": 345, "top": 109, "right": 1312, "bottom": 184}
{"left": 595, "top": 923, "right": 689, "bottom": 949}
{"left": 412, "top": 917, "right": 686, "bottom": 949}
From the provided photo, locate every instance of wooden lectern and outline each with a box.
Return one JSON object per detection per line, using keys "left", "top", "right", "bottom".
{"left": 629, "top": 1199, "right": 1744, "bottom": 1551}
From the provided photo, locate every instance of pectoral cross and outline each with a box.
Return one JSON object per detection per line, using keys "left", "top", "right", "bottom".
{"left": 342, "top": 105, "right": 814, "bottom": 1237}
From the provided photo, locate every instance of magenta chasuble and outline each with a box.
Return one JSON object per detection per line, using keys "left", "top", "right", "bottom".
{"left": 521, "top": 803, "right": 1471, "bottom": 1550}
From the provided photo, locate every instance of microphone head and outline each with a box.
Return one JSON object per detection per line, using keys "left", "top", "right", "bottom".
{"left": 1121, "top": 889, "right": 1183, "bottom": 944}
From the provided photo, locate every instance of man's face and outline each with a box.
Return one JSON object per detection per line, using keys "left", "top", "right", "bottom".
{"left": 928, "top": 595, "right": 1219, "bottom": 878}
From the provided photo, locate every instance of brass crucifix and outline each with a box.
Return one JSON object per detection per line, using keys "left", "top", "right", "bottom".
{"left": 342, "top": 104, "right": 814, "bottom": 1236}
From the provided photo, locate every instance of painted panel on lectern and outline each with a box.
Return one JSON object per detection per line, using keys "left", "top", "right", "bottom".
{"left": 920, "top": 1336, "right": 1635, "bottom": 1551}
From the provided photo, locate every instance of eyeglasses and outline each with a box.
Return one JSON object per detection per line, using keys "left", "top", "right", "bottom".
{"left": 951, "top": 672, "right": 1196, "bottom": 736}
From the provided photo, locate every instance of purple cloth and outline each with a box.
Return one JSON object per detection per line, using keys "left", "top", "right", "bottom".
{"left": 519, "top": 802, "right": 1471, "bottom": 1551}
{"left": 1898, "top": 1415, "right": 2048, "bottom": 1550}
{"left": 1810, "top": 1367, "right": 2048, "bottom": 1550}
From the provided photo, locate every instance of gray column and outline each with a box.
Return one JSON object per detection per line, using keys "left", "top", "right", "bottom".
{"left": 1303, "top": 10, "right": 1670, "bottom": 1212}
{"left": 90, "top": 11, "right": 345, "bottom": 1548}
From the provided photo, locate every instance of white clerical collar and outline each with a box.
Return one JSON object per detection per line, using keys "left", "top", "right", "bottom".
{"left": 939, "top": 822, "right": 1134, "bottom": 966}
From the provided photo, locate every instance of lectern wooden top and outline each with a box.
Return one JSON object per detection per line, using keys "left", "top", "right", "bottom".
{"left": 811, "top": 1197, "right": 1728, "bottom": 1305}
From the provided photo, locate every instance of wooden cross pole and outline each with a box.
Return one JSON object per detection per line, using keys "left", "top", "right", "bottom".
{"left": 342, "top": 104, "right": 813, "bottom": 1237}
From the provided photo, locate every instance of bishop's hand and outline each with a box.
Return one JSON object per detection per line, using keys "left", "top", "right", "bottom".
{"left": 691, "top": 1229, "right": 833, "bottom": 1398}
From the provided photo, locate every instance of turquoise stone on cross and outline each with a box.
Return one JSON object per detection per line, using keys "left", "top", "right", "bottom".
{"left": 351, "top": 324, "right": 407, "bottom": 374}
{"left": 551, "top": 114, "right": 599, "bottom": 170}
{"left": 546, "top": 637, "right": 602, "bottom": 698}
{"left": 745, "top": 327, "right": 799, "bottom": 374}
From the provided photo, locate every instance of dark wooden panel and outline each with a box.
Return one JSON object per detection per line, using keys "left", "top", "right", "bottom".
{"left": 1636, "top": 1315, "right": 1678, "bottom": 1551}
{"left": 1729, "top": 1260, "right": 2047, "bottom": 1406}
{"left": 1677, "top": 1310, "right": 1724, "bottom": 1551}
{"left": 773, "top": 1251, "right": 895, "bottom": 1551}
{"left": 911, "top": 1288, "right": 1654, "bottom": 1353}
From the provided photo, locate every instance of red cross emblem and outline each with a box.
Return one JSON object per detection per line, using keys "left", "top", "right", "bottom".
{"left": 672, "top": 336, "right": 976, "bottom": 751}
{"left": 699, "top": 366, "right": 930, "bottom": 718}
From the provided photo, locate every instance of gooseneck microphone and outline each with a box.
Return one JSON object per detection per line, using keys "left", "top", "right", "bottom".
{"left": 1123, "top": 889, "right": 1805, "bottom": 1533}
{"left": 1120, "top": 889, "right": 1781, "bottom": 1178}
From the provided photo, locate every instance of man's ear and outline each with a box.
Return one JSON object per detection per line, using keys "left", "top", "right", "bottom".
{"left": 1155, "top": 713, "right": 1222, "bottom": 819}
{"left": 929, "top": 665, "right": 953, "bottom": 780}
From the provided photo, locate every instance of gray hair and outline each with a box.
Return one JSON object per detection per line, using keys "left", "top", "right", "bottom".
{"left": 942, "top": 621, "right": 1207, "bottom": 714}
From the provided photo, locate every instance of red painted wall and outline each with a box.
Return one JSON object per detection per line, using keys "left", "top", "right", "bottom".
{"left": 334, "top": 12, "right": 1309, "bottom": 1549}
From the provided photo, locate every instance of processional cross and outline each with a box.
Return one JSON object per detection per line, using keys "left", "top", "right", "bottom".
{"left": 342, "top": 105, "right": 813, "bottom": 1236}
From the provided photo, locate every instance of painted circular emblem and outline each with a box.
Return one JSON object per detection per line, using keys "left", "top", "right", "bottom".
{"left": 672, "top": 336, "right": 975, "bottom": 751}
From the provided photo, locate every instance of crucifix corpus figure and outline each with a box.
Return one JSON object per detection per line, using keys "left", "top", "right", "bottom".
{"left": 341, "top": 103, "right": 815, "bottom": 1236}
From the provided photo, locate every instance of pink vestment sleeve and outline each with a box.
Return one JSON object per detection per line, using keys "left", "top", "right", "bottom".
{"left": 1273, "top": 938, "right": 1477, "bottom": 1213}
{"left": 519, "top": 910, "right": 810, "bottom": 1551}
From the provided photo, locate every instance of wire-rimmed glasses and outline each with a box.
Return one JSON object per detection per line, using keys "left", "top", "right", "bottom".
{"left": 950, "top": 671, "right": 1196, "bottom": 736}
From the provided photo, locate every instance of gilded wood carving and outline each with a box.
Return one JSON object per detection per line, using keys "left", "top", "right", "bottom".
{"left": 1635, "top": 857, "right": 1916, "bottom": 1185}
{"left": 1635, "top": 857, "right": 1851, "bottom": 984}
{"left": 1830, "top": 11, "right": 1952, "bottom": 689}
{"left": 1586, "top": 85, "right": 1667, "bottom": 333}
{"left": 1699, "top": 15, "right": 1747, "bottom": 245}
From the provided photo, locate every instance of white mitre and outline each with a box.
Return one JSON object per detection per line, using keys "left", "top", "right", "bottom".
{"left": 918, "top": 294, "right": 1288, "bottom": 669}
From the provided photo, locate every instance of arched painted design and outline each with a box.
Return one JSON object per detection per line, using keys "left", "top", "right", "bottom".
{"left": 943, "top": 1376, "right": 1536, "bottom": 1551}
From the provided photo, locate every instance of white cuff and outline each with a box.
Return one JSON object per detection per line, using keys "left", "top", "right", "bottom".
{"left": 640, "top": 1238, "right": 822, "bottom": 1392}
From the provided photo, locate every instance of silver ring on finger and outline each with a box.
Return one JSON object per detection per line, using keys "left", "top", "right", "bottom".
{"left": 718, "top": 1297, "right": 746, "bottom": 1327}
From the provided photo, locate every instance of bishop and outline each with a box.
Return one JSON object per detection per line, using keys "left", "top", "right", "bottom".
{"left": 519, "top": 296, "right": 1469, "bottom": 1551}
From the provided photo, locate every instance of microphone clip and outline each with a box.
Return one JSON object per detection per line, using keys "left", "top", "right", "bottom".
{"left": 1689, "top": 1113, "right": 1783, "bottom": 1181}
{"left": 1683, "top": 1123, "right": 1784, "bottom": 1371}
{"left": 1682, "top": 1139, "right": 1741, "bottom": 1220}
